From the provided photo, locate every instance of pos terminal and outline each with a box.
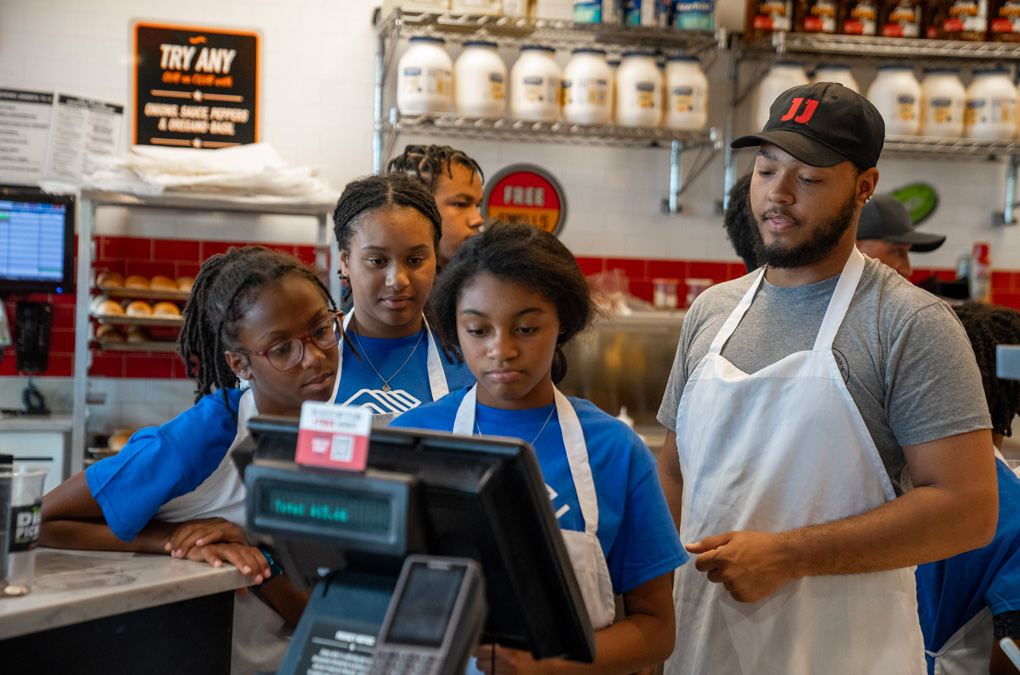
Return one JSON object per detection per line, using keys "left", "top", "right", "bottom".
{"left": 236, "top": 416, "right": 595, "bottom": 675}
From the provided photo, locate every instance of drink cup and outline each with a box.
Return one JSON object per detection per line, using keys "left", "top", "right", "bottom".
{"left": 1, "top": 466, "right": 48, "bottom": 596}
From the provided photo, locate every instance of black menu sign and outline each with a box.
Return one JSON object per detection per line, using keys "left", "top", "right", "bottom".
{"left": 132, "top": 21, "right": 259, "bottom": 149}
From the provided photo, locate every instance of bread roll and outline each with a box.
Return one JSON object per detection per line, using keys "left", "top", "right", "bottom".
{"left": 124, "top": 275, "right": 150, "bottom": 290}
{"left": 126, "top": 326, "right": 152, "bottom": 343}
{"left": 176, "top": 276, "right": 194, "bottom": 293}
{"left": 96, "top": 299, "right": 125, "bottom": 316}
{"left": 151, "top": 275, "right": 176, "bottom": 291}
{"left": 97, "top": 271, "right": 123, "bottom": 288}
{"left": 96, "top": 324, "right": 125, "bottom": 342}
{"left": 152, "top": 301, "right": 180, "bottom": 317}
{"left": 108, "top": 429, "right": 136, "bottom": 452}
{"left": 126, "top": 300, "right": 153, "bottom": 317}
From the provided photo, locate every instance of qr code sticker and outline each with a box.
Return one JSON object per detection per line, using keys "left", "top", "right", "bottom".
{"left": 330, "top": 435, "right": 354, "bottom": 462}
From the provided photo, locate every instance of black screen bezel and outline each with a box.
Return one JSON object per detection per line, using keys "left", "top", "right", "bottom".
{"left": 0, "top": 188, "right": 76, "bottom": 295}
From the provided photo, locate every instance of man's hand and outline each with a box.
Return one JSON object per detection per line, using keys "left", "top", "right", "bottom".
{"left": 181, "top": 541, "right": 272, "bottom": 585}
{"left": 687, "top": 531, "right": 797, "bottom": 603}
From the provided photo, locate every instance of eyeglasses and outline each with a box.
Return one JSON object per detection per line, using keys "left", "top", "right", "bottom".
{"left": 235, "top": 312, "right": 343, "bottom": 372}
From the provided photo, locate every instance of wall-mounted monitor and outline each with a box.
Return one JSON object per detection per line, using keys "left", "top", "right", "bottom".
{"left": 0, "top": 188, "right": 75, "bottom": 295}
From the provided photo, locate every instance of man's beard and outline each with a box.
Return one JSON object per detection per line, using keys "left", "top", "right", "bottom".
{"left": 752, "top": 190, "right": 858, "bottom": 269}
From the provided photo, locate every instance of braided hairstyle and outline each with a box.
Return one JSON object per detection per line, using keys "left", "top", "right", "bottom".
{"left": 954, "top": 300, "right": 1020, "bottom": 438}
{"left": 178, "top": 246, "right": 337, "bottom": 410}
{"left": 432, "top": 220, "right": 593, "bottom": 384}
{"left": 385, "top": 144, "right": 484, "bottom": 192}
{"left": 723, "top": 172, "right": 761, "bottom": 273}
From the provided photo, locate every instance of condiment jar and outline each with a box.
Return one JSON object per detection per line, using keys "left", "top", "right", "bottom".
{"left": 880, "top": 0, "right": 925, "bottom": 36}
{"left": 454, "top": 41, "right": 507, "bottom": 119}
{"left": 990, "top": 0, "right": 1020, "bottom": 40}
{"left": 920, "top": 67, "right": 965, "bottom": 137}
{"left": 840, "top": 0, "right": 880, "bottom": 34}
{"left": 812, "top": 63, "right": 860, "bottom": 93}
{"left": 397, "top": 36, "right": 453, "bottom": 114}
{"left": 664, "top": 56, "right": 709, "bottom": 130}
{"left": 615, "top": 51, "right": 662, "bottom": 127}
{"left": 942, "top": 0, "right": 990, "bottom": 39}
{"left": 752, "top": 61, "right": 809, "bottom": 133}
{"left": 562, "top": 48, "right": 613, "bottom": 124}
{"left": 745, "top": 0, "right": 795, "bottom": 40}
{"left": 510, "top": 45, "right": 562, "bottom": 122}
{"left": 965, "top": 68, "right": 1017, "bottom": 139}
{"left": 866, "top": 64, "right": 921, "bottom": 136}
{"left": 796, "top": 0, "right": 841, "bottom": 32}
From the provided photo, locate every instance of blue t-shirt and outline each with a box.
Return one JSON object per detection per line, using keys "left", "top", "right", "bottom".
{"left": 916, "top": 459, "right": 1020, "bottom": 673}
{"left": 85, "top": 388, "right": 243, "bottom": 542}
{"left": 391, "top": 388, "right": 688, "bottom": 594}
{"left": 335, "top": 328, "right": 474, "bottom": 416}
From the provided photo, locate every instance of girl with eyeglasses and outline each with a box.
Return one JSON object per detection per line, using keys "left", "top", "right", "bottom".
{"left": 41, "top": 246, "right": 341, "bottom": 675}
{"left": 330, "top": 173, "right": 474, "bottom": 422}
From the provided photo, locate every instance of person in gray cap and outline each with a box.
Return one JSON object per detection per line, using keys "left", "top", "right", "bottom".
{"left": 856, "top": 194, "right": 946, "bottom": 278}
{"left": 657, "top": 82, "right": 997, "bottom": 674}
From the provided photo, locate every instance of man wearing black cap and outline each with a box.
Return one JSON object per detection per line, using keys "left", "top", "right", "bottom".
{"left": 856, "top": 194, "right": 946, "bottom": 278}
{"left": 657, "top": 82, "right": 997, "bottom": 674}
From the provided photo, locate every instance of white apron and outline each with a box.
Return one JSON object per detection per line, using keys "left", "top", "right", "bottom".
{"left": 667, "top": 248, "right": 926, "bottom": 675}
{"left": 330, "top": 309, "right": 449, "bottom": 425}
{"left": 160, "top": 391, "right": 290, "bottom": 675}
{"left": 453, "top": 385, "right": 616, "bottom": 630}
{"left": 927, "top": 606, "right": 993, "bottom": 675}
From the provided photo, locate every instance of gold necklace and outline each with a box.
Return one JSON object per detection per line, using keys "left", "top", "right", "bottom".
{"left": 475, "top": 405, "right": 556, "bottom": 446}
{"left": 351, "top": 327, "right": 426, "bottom": 393}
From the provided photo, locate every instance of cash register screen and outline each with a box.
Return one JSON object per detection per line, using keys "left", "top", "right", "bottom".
{"left": 0, "top": 190, "right": 75, "bottom": 294}
{"left": 385, "top": 562, "right": 465, "bottom": 648}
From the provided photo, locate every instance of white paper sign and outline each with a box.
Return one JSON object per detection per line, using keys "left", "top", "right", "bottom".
{"left": 0, "top": 88, "right": 53, "bottom": 186}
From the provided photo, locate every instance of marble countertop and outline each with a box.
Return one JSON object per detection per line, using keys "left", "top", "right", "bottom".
{"left": 0, "top": 548, "right": 248, "bottom": 640}
{"left": 0, "top": 414, "right": 73, "bottom": 432}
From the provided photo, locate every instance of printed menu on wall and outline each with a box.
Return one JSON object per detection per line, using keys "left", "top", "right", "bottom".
{"left": 133, "top": 21, "right": 260, "bottom": 149}
{"left": 0, "top": 87, "right": 123, "bottom": 188}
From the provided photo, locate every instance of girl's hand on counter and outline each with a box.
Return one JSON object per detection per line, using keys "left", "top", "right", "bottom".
{"left": 164, "top": 517, "right": 249, "bottom": 558}
{"left": 180, "top": 541, "right": 272, "bottom": 585}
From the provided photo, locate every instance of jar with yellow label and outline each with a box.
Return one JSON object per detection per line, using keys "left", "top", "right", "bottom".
{"left": 454, "top": 41, "right": 506, "bottom": 119}
{"left": 665, "top": 56, "right": 709, "bottom": 130}
{"left": 397, "top": 37, "right": 453, "bottom": 114}
{"left": 563, "top": 48, "right": 613, "bottom": 124}
{"left": 616, "top": 51, "right": 662, "bottom": 127}
{"left": 840, "top": 0, "right": 880, "bottom": 34}
{"left": 965, "top": 68, "right": 1017, "bottom": 139}
{"left": 920, "top": 67, "right": 965, "bottom": 137}
{"left": 510, "top": 45, "right": 562, "bottom": 122}
{"left": 866, "top": 64, "right": 920, "bottom": 135}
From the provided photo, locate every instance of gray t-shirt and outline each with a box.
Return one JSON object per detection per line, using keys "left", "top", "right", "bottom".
{"left": 657, "top": 256, "right": 991, "bottom": 494}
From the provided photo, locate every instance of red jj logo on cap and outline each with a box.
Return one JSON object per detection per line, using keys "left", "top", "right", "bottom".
{"left": 780, "top": 98, "right": 819, "bottom": 124}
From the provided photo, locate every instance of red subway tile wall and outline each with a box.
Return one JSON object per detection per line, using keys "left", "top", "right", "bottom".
{"left": 0, "top": 236, "right": 318, "bottom": 379}
{"left": 3, "top": 242, "right": 1019, "bottom": 380}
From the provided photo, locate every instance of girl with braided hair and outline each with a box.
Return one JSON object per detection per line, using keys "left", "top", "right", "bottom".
{"left": 331, "top": 173, "right": 474, "bottom": 421}
{"left": 386, "top": 143, "right": 485, "bottom": 267}
{"left": 391, "top": 221, "right": 686, "bottom": 675}
{"left": 41, "top": 246, "right": 341, "bottom": 675}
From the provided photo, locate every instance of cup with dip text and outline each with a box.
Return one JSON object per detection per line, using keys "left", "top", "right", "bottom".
{"left": 0, "top": 466, "right": 48, "bottom": 596}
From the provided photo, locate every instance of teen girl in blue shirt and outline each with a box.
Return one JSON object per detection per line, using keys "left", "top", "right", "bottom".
{"left": 41, "top": 247, "right": 343, "bottom": 674}
{"left": 391, "top": 221, "right": 686, "bottom": 674}
{"left": 330, "top": 173, "right": 473, "bottom": 422}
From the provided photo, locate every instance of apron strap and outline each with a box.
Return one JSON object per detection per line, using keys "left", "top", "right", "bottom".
{"left": 554, "top": 387, "right": 599, "bottom": 538}
{"left": 813, "top": 247, "right": 865, "bottom": 352}
{"left": 708, "top": 266, "right": 767, "bottom": 356}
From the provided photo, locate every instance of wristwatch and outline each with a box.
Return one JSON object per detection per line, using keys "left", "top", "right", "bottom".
{"left": 257, "top": 545, "right": 284, "bottom": 582}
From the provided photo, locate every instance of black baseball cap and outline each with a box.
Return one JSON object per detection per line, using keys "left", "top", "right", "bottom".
{"left": 732, "top": 82, "right": 885, "bottom": 170}
{"left": 857, "top": 195, "right": 945, "bottom": 252}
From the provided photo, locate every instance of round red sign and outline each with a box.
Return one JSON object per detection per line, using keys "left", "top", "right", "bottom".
{"left": 482, "top": 164, "right": 567, "bottom": 236}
